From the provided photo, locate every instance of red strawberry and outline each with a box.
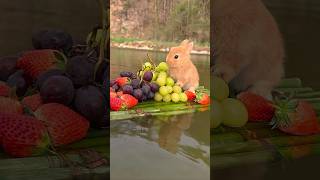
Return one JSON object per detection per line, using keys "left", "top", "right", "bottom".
{"left": 272, "top": 100, "right": 320, "bottom": 136}
{"left": 110, "top": 97, "right": 124, "bottom": 111}
{"left": 0, "top": 97, "right": 23, "bottom": 114}
{"left": 185, "top": 90, "right": 196, "bottom": 101}
{"left": 0, "top": 113, "right": 49, "bottom": 157}
{"left": 115, "top": 77, "right": 130, "bottom": 87}
{"left": 195, "top": 92, "right": 210, "bottom": 105}
{"left": 17, "top": 49, "right": 61, "bottom": 79}
{"left": 0, "top": 81, "right": 10, "bottom": 97}
{"left": 237, "top": 92, "right": 275, "bottom": 122}
{"left": 21, "top": 93, "right": 43, "bottom": 111}
{"left": 120, "top": 94, "right": 138, "bottom": 109}
{"left": 35, "top": 103, "right": 89, "bottom": 146}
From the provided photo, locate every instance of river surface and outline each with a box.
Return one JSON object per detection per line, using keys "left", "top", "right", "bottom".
{"left": 110, "top": 47, "right": 210, "bottom": 180}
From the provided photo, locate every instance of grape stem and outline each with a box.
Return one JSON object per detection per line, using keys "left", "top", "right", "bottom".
{"left": 147, "top": 53, "right": 157, "bottom": 70}
{"left": 94, "top": 0, "right": 109, "bottom": 81}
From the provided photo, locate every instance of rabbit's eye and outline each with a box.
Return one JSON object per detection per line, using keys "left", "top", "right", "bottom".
{"left": 174, "top": 55, "right": 179, "bottom": 59}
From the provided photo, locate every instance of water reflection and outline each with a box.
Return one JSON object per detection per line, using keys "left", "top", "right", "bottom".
{"left": 111, "top": 113, "right": 209, "bottom": 166}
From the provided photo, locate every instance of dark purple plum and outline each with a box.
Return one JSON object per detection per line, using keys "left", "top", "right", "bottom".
{"left": 141, "top": 84, "right": 151, "bottom": 95}
{"left": 36, "top": 69, "right": 65, "bottom": 89}
{"left": 120, "top": 71, "right": 134, "bottom": 78}
{"left": 142, "top": 94, "right": 147, "bottom": 101}
{"left": 133, "top": 89, "right": 143, "bottom": 101}
{"left": 74, "top": 85, "right": 105, "bottom": 126}
{"left": 122, "top": 85, "right": 133, "bottom": 94}
{"left": 66, "top": 55, "right": 95, "bottom": 87}
{"left": 150, "top": 82, "right": 159, "bottom": 93}
{"left": 40, "top": 75, "right": 74, "bottom": 105}
{"left": 143, "top": 71, "right": 153, "bottom": 82}
{"left": 130, "top": 79, "right": 140, "bottom": 89}
{"left": 112, "top": 84, "right": 119, "bottom": 91}
{"left": 148, "top": 91, "right": 155, "bottom": 99}
{"left": 32, "top": 29, "right": 73, "bottom": 54}
{"left": 0, "top": 56, "right": 18, "bottom": 81}
{"left": 7, "top": 70, "right": 28, "bottom": 97}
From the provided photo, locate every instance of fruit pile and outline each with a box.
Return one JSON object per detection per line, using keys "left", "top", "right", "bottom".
{"left": 110, "top": 60, "right": 210, "bottom": 111}
{"left": 212, "top": 76, "right": 320, "bottom": 136}
{"left": 212, "top": 76, "right": 248, "bottom": 128}
{"left": 0, "top": 28, "right": 108, "bottom": 157}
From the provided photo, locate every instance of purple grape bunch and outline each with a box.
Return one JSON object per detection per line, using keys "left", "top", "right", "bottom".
{"left": 110, "top": 71, "right": 159, "bottom": 102}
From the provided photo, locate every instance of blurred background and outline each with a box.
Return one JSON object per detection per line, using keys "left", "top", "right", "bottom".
{"left": 263, "top": 0, "right": 320, "bottom": 89}
{"left": 110, "top": 0, "right": 210, "bottom": 52}
{"left": 0, "top": 0, "right": 100, "bottom": 56}
{"left": 212, "top": 1, "right": 320, "bottom": 180}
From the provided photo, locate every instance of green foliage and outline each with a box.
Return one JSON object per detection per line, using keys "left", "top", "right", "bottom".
{"left": 112, "top": 0, "right": 210, "bottom": 45}
{"left": 160, "top": 0, "right": 210, "bottom": 43}
{"left": 151, "top": 0, "right": 210, "bottom": 44}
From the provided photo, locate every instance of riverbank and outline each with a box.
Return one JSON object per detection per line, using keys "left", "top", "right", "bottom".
{"left": 110, "top": 38, "right": 210, "bottom": 55}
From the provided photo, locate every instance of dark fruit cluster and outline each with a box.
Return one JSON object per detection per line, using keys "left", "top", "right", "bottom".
{"left": 0, "top": 56, "right": 18, "bottom": 81}
{"left": 66, "top": 55, "right": 95, "bottom": 88}
{"left": 0, "top": 28, "right": 109, "bottom": 129}
{"left": 111, "top": 71, "right": 159, "bottom": 102}
{"left": 32, "top": 29, "right": 73, "bottom": 54}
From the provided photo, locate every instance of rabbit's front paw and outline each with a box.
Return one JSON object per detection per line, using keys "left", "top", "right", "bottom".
{"left": 176, "top": 81, "right": 184, "bottom": 87}
{"left": 212, "top": 66, "right": 235, "bottom": 83}
{"left": 248, "top": 81, "right": 273, "bottom": 100}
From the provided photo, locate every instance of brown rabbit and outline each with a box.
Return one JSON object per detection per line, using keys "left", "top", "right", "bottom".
{"left": 166, "top": 40, "right": 199, "bottom": 92}
{"left": 212, "top": 0, "right": 285, "bottom": 99}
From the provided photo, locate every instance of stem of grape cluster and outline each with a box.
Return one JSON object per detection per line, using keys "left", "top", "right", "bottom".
{"left": 94, "top": 0, "right": 108, "bottom": 81}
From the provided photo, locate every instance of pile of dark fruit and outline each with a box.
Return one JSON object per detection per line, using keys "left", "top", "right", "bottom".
{"left": 0, "top": 28, "right": 108, "bottom": 157}
{"left": 111, "top": 71, "right": 159, "bottom": 102}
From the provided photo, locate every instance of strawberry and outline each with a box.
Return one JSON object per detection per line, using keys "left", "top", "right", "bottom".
{"left": 195, "top": 92, "right": 210, "bottom": 105}
{"left": 0, "top": 97, "right": 23, "bottom": 114}
{"left": 185, "top": 90, "right": 196, "bottom": 101}
{"left": 110, "top": 97, "right": 124, "bottom": 111}
{"left": 17, "top": 49, "right": 61, "bottom": 79}
{"left": 115, "top": 77, "right": 130, "bottom": 87}
{"left": 271, "top": 99, "right": 320, "bottom": 136}
{"left": 0, "top": 113, "right": 49, "bottom": 157}
{"left": 35, "top": 103, "right": 89, "bottom": 146}
{"left": 237, "top": 91, "right": 275, "bottom": 122}
{"left": 120, "top": 94, "right": 138, "bottom": 109}
{"left": 0, "top": 81, "right": 10, "bottom": 97}
{"left": 21, "top": 93, "right": 43, "bottom": 111}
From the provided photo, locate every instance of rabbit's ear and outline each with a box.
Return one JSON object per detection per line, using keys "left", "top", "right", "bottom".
{"left": 180, "top": 39, "right": 189, "bottom": 46}
{"left": 186, "top": 41, "right": 193, "bottom": 53}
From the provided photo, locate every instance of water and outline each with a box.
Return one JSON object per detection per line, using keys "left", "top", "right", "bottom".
{"left": 110, "top": 47, "right": 210, "bottom": 180}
